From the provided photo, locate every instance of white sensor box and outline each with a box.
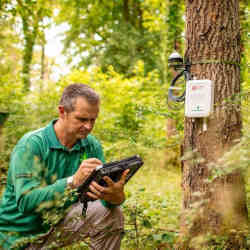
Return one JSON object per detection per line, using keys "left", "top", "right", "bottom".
{"left": 185, "top": 79, "right": 214, "bottom": 117}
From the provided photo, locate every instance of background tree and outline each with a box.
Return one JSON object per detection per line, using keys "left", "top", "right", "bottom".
{"left": 16, "top": 0, "right": 52, "bottom": 91}
{"left": 0, "top": 4, "right": 22, "bottom": 81}
{"left": 239, "top": 0, "right": 249, "bottom": 88}
{"left": 0, "top": 112, "right": 9, "bottom": 152}
{"left": 0, "top": 0, "right": 53, "bottom": 92}
{"left": 164, "top": 0, "right": 185, "bottom": 164}
{"left": 180, "top": 0, "right": 248, "bottom": 248}
{"left": 165, "top": 0, "right": 184, "bottom": 132}
{"left": 57, "top": 0, "right": 172, "bottom": 81}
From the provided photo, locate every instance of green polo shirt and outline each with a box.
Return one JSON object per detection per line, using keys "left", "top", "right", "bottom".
{"left": 0, "top": 120, "right": 105, "bottom": 249}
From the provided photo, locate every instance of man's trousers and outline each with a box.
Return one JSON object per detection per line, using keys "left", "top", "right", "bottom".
{"left": 25, "top": 200, "right": 124, "bottom": 250}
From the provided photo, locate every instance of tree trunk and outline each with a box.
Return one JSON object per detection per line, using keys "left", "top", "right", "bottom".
{"left": 17, "top": 0, "right": 43, "bottom": 92}
{"left": 22, "top": 36, "right": 34, "bottom": 92}
{"left": 165, "top": 0, "right": 184, "bottom": 167}
{"left": 180, "top": 0, "right": 248, "bottom": 248}
{"left": 21, "top": 15, "right": 39, "bottom": 92}
{"left": 0, "top": 112, "right": 8, "bottom": 152}
{"left": 0, "top": 124, "right": 3, "bottom": 153}
{"left": 123, "top": 0, "right": 130, "bottom": 23}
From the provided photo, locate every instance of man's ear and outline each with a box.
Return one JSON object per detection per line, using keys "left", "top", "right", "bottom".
{"left": 58, "top": 105, "right": 66, "bottom": 119}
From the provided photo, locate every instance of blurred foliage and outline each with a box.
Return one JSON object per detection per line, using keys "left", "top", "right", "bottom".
{"left": 30, "top": 62, "right": 173, "bottom": 160}
{"left": 0, "top": 62, "right": 184, "bottom": 249}
{"left": 56, "top": 0, "right": 185, "bottom": 82}
{"left": 0, "top": 0, "right": 54, "bottom": 91}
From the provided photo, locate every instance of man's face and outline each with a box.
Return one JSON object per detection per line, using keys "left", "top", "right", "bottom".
{"left": 61, "top": 97, "right": 99, "bottom": 140}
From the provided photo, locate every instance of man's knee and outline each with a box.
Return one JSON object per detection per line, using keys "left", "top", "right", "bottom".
{"left": 86, "top": 200, "right": 124, "bottom": 236}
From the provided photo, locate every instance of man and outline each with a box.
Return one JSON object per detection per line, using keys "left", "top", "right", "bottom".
{"left": 0, "top": 83, "right": 128, "bottom": 249}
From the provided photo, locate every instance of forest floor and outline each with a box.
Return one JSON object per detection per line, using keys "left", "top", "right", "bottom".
{"left": 0, "top": 148, "right": 249, "bottom": 249}
{"left": 66, "top": 148, "right": 250, "bottom": 249}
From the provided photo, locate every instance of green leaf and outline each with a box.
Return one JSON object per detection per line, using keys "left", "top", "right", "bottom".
{"left": 142, "top": 219, "right": 152, "bottom": 228}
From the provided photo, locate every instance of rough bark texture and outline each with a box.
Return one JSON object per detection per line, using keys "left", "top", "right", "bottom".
{"left": 180, "top": 0, "right": 248, "bottom": 248}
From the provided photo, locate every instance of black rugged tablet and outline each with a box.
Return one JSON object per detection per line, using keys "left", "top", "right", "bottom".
{"left": 78, "top": 155, "right": 143, "bottom": 203}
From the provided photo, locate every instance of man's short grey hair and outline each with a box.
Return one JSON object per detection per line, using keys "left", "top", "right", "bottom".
{"left": 59, "top": 83, "right": 100, "bottom": 112}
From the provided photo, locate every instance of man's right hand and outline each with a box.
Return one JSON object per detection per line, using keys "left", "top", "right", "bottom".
{"left": 72, "top": 158, "right": 102, "bottom": 188}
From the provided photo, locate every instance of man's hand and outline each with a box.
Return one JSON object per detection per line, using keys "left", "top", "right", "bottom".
{"left": 87, "top": 169, "right": 130, "bottom": 205}
{"left": 72, "top": 158, "right": 102, "bottom": 188}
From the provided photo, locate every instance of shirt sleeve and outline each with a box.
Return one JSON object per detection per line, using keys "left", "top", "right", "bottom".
{"left": 11, "top": 139, "right": 67, "bottom": 214}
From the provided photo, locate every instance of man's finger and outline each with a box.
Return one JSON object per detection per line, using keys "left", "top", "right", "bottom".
{"left": 81, "top": 158, "right": 102, "bottom": 165}
{"left": 86, "top": 191, "right": 99, "bottom": 200}
{"left": 89, "top": 184, "right": 102, "bottom": 196}
{"left": 79, "top": 168, "right": 94, "bottom": 178}
{"left": 103, "top": 176, "right": 114, "bottom": 186}
{"left": 79, "top": 163, "right": 102, "bottom": 171}
{"left": 91, "top": 181, "right": 106, "bottom": 193}
{"left": 119, "top": 169, "right": 130, "bottom": 184}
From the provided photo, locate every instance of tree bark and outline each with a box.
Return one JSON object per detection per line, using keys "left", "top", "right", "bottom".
{"left": 0, "top": 112, "right": 8, "bottom": 152}
{"left": 180, "top": 0, "right": 248, "bottom": 248}
{"left": 17, "top": 0, "right": 43, "bottom": 92}
{"left": 123, "top": 0, "right": 130, "bottom": 23}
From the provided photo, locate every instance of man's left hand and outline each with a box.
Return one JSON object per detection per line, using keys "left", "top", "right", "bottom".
{"left": 87, "top": 169, "right": 129, "bottom": 205}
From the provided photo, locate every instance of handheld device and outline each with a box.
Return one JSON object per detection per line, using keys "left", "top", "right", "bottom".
{"left": 78, "top": 155, "right": 143, "bottom": 203}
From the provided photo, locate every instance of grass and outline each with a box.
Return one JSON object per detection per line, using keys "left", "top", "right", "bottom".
{"left": 65, "top": 148, "right": 250, "bottom": 249}
{"left": 121, "top": 149, "right": 182, "bottom": 249}
{"left": 63, "top": 148, "right": 182, "bottom": 250}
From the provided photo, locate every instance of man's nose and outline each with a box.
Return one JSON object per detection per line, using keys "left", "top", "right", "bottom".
{"left": 84, "top": 121, "right": 93, "bottom": 130}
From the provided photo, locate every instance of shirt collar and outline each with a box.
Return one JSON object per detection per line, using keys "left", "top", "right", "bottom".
{"left": 45, "top": 119, "right": 89, "bottom": 151}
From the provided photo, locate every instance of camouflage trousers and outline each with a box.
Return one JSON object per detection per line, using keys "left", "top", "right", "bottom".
{"left": 25, "top": 200, "right": 124, "bottom": 250}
